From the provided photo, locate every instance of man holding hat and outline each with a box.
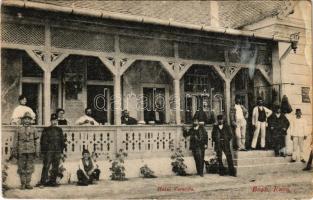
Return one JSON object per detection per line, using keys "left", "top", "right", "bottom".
{"left": 290, "top": 108, "right": 308, "bottom": 162}
{"left": 251, "top": 96, "right": 272, "bottom": 150}
{"left": 12, "top": 112, "right": 39, "bottom": 189}
{"left": 182, "top": 118, "right": 208, "bottom": 177}
{"left": 38, "top": 113, "right": 66, "bottom": 187}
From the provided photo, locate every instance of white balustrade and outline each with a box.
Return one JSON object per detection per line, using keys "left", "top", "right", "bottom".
{"left": 1, "top": 125, "right": 213, "bottom": 161}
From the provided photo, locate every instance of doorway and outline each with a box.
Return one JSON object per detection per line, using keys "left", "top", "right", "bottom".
{"left": 87, "top": 85, "right": 113, "bottom": 125}
{"left": 22, "top": 83, "right": 40, "bottom": 124}
{"left": 143, "top": 87, "right": 166, "bottom": 124}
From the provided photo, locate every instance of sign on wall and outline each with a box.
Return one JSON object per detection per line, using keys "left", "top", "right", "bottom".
{"left": 301, "top": 87, "right": 311, "bottom": 103}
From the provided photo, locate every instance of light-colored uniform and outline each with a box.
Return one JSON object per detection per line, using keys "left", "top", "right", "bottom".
{"left": 232, "top": 104, "right": 247, "bottom": 149}
{"left": 290, "top": 117, "right": 308, "bottom": 160}
{"left": 11, "top": 105, "right": 36, "bottom": 125}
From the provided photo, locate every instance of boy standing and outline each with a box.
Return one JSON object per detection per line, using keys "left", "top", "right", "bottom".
{"left": 12, "top": 112, "right": 39, "bottom": 189}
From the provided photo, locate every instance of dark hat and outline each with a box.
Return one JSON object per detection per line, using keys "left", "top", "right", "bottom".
{"left": 295, "top": 108, "right": 302, "bottom": 113}
{"left": 21, "top": 112, "right": 32, "bottom": 119}
{"left": 82, "top": 149, "right": 90, "bottom": 156}
{"left": 50, "top": 113, "right": 58, "bottom": 121}
{"left": 273, "top": 104, "right": 280, "bottom": 112}
{"left": 18, "top": 95, "right": 27, "bottom": 101}
{"left": 56, "top": 108, "right": 65, "bottom": 114}
{"left": 257, "top": 96, "right": 263, "bottom": 101}
{"left": 217, "top": 114, "right": 224, "bottom": 120}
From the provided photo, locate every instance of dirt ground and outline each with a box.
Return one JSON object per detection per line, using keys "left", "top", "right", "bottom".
{"left": 4, "top": 171, "right": 313, "bottom": 199}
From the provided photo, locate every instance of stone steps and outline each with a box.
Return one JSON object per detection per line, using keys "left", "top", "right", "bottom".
{"left": 233, "top": 150, "right": 275, "bottom": 159}
{"left": 236, "top": 162, "right": 305, "bottom": 177}
{"left": 234, "top": 150, "right": 306, "bottom": 177}
{"left": 234, "top": 156, "right": 290, "bottom": 165}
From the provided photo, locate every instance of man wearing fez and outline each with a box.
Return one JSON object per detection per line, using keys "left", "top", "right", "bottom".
{"left": 38, "top": 113, "right": 66, "bottom": 187}
{"left": 251, "top": 96, "right": 272, "bottom": 150}
{"left": 183, "top": 118, "right": 208, "bottom": 177}
{"left": 267, "top": 105, "right": 290, "bottom": 157}
{"left": 212, "top": 115, "right": 236, "bottom": 176}
{"left": 12, "top": 112, "right": 39, "bottom": 189}
{"left": 290, "top": 109, "right": 308, "bottom": 163}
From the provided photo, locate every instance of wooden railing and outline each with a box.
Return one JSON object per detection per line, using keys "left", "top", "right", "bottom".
{"left": 1, "top": 125, "right": 213, "bottom": 160}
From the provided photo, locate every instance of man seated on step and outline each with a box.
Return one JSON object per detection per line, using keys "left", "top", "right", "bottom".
{"left": 77, "top": 149, "right": 101, "bottom": 186}
{"left": 211, "top": 114, "right": 236, "bottom": 177}
{"left": 75, "top": 108, "right": 100, "bottom": 126}
{"left": 290, "top": 109, "right": 308, "bottom": 163}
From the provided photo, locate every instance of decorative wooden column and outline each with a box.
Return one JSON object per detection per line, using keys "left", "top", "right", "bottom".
{"left": 224, "top": 80, "right": 231, "bottom": 124}
{"left": 114, "top": 73, "right": 122, "bottom": 125}
{"left": 173, "top": 78, "right": 181, "bottom": 125}
{"left": 43, "top": 70, "right": 51, "bottom": 125}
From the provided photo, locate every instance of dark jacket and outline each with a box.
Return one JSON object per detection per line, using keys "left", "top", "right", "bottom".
{"left": 183, "top": 126, "right": 208, "bottom": 150}
{"left": 193, "top": 110, "right": 208, "bottom": 123}
{"left": 268, "top": 114, "right": 290, "bottom": 136}
{"left": 211, "top": 123, "right": 233, "bottom": 151}
{"left": 121, "top": 116, "right": 138, "bottom": 125}
{"left": 40, "top": 126, "right": 65, "bottom": 154}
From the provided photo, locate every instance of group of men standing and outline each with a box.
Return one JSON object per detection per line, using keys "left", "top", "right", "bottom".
{"left": 183, "top": 95, "right": 311, "bottom": 177}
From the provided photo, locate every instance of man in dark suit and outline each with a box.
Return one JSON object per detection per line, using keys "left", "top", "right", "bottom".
{"left": 212, "top": 115, "right": 236, "bottom": 176}
{"left": 183, "top": 118, "right": 208, "bottom": 177}
{"left": 267, "top": 104, "right": 290, "bottom": 156}
{"left": 38, "top": 114, "right": 66, "bottom": 187}
{"left": 121, "top": 110, "right": 137, "bottom": 125}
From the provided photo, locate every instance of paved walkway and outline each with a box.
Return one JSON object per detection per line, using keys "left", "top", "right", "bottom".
{"left": 4, "top": 171, "right": 313, "bottom": 199}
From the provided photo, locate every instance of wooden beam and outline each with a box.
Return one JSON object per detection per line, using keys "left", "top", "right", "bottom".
{"left": 173, "top": 78, "right": 181, "bottom": 124}
{"left": 178, "top": 63, "right": 192, "bottom": 80}
{"left": 25, "top": 49, "right": 48, "bottom": 72}
{"left": 113, "top": 73, "right": 122, "bottom": 125}
{"left": 98, "top": 55, "right": 117, "bottom": 75}
{"left": 159, "top": 60, "right": 177, "bottom": 79}
{"left": 119, "top": 58, "right": 136, "bottom": 75}
{"left": 50, "top": 53, "right": 70, "bottom": 72}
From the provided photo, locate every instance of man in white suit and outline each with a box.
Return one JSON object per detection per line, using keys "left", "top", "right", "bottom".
{"left": 251, "top": 97, "right": 272, "bottom": 150}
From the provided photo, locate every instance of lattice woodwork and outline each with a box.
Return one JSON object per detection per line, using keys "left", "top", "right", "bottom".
{"left": 178, "top": 42, "right": 225, "bottom": 62}
{"left": 2, "top": 23, "right": 45, "bottom": 45}
{"left": 51, "top": 27, "right": 115, "bottom": 52}
{"left": 120, "top": 36, "right": 174, "bottom": 57}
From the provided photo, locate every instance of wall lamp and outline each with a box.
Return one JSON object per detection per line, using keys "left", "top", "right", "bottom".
{"left": 290, "top": 32, "right": 300, "bottom": 53}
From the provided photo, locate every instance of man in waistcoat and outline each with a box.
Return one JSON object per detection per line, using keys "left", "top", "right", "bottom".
{"left": 251, "top": 97, "right": 272, "bottom": 150}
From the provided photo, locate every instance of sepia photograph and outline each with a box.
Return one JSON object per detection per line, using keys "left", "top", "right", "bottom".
{"left": 0, "top": 0, "right": 312, "bottom": 199}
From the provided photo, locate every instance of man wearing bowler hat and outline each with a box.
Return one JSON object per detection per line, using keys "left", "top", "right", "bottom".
{"left": 38, "top": 113, "right": 66, "bottom": 187}
{"left": 212, "top": 115, "right": 236, "bottom": 176}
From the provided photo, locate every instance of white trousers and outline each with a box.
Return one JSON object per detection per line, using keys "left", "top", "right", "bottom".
{"left": 292, "top": 136, "right": 304, "bottom": 160}
{"left": 235, "top": 119, "right": 246, "bottom": 149}
{"left": 251, "top": 121, "right": 266, "bottom": 148}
